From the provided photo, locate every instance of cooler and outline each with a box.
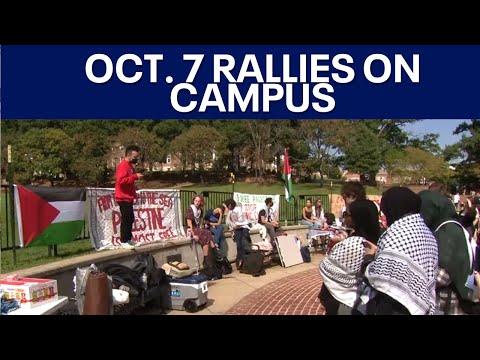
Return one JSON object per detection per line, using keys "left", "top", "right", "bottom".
{"left": 169, "top": 274, "right": 209, "bottom": 313}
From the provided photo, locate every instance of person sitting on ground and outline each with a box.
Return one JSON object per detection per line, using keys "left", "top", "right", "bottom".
{"left": 258, "top": 197, "right": 282, "bottom": 243}
{"left": 300, "top": 198, "right": 323, "bottom": 230}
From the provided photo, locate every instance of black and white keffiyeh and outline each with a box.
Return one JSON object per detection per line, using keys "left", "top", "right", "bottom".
{"left": 319, "top": 236, "right": 366, "bottom": 307}
{"left": 190, "top": 204, "right": 201, "bottom": 226}
{"left": 365, "top": 214, "right": 438, "bottom": 315}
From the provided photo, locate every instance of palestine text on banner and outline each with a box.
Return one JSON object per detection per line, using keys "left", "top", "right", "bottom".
{"left": 14, "top": 185, "right": 86, "bottom": 247}
{"left": 87, "top": 188, "right": 185, "bottom": 250}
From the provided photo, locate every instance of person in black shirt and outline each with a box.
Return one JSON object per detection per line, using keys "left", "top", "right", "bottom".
{"left": 258, "top": 197, "right": 281, "bottom": 243}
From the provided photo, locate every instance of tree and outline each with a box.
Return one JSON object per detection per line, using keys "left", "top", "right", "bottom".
{"left": 339, "top": 119, "right": 417, "bottom": 184}
{"left": 242, "top": 120, "right": 275, "bottom": 180}
{"left": 340, "top": 123, "right": 384, "bottom": 183}
{"left": 385, "top": 146, "right": 453, "bottom": 185}
{"left": 169, "top": 125, "right": 229, "bottom": 172}
{"left": 114, "top": 128, "right": 166, "bottom": 171}
{"left": 212, "top": 120, "right": 250, "bottom": 172}
{"left": 70, "top": 131, "right": 111, "bottom": 182}
{"left": 299, "top": 119, "right": 353, "bottom": 185}
{"left": 13, "top": 128, "right": 74, "bottom": 185}
{"left": 444, "top": 119, "right": 480, "bottom": 189}
{"left": 407, "top": 133, "right": 442, "bottom": 155}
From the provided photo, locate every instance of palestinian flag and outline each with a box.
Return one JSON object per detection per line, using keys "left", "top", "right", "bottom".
{"left": 282, "top": 148, "right": 293, "bottom": 202}
{"left": 14, "top": 185, "right": 86, "bottom": 247}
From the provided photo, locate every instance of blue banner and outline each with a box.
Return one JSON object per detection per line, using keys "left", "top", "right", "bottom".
{"left": 1, "top": 45, "right": 479, "bottom": 119}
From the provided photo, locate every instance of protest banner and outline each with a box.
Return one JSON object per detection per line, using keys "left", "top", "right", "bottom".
{"left": 233, "top": 192, "right": 280, "bottom": 224}
{"left": 87, "top": 188, "right": 185, "bottom": 250}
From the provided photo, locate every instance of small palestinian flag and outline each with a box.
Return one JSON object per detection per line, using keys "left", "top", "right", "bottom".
{"left": 14, "top": 185, "right": 86, "bottom": 247}
{"left": 282, "top": 148, "right": 293, "bottom": 203}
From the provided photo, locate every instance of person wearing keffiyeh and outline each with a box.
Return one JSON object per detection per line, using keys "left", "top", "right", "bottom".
{"left": 319, "top": 199, "right": 381, "bottom": 315}
{"left": 185, "top": 195, "right": 216, "bottom": 259}
{"left": 360, "top": 187, "right": 439, "bottom": 315}
{"left": 419, "top": 189, "right": 477, "bottom": 315}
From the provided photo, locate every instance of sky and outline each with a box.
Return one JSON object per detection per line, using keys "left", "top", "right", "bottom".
{"left": 402, "top": 119, "right": 468, "bottom": 148}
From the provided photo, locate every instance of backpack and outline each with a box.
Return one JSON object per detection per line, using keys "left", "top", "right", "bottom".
{"left": 435, "top": 220, "right": 479, "bottom": 315}
{"left": 241, "top": 251, "right": 266, "bottom": 277}
{"left": 300, "top": 246, "right": 311, "bottom": 263}
{"left": 201, "top": 246, "right": 224, "bottom": 280}
{"left": 435, "top": 220, "right": 475, "bottom": 274}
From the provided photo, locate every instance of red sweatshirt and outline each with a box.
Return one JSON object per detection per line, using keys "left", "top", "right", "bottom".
{"left": 115, "top": 159, "right": 139, "bottom": 202}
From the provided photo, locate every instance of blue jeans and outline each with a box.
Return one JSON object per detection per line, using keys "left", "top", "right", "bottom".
{"left": 208, "top": 215, "right": 225, "bottom": 249}
{"left": 300, "top": 219, "right": 322, "bottom": 230}
{"left": 210, "top": 224, "right": 225, "bottom": 247}
{"left": 234, "top": 228, "right": 251, "bottom": 262}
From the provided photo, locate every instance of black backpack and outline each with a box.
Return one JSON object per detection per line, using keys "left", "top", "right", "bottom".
{"left": 241, "top": 251, "right": 266, "bottom": 277}
{"left": 201, "top": 247, "right": 224, "bottom": 280}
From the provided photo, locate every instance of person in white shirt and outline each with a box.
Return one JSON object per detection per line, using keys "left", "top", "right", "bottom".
{"left": 453, "top": 192, "right": 461, "bottom": 210}
{"left": 224, "top": 199, "right": 252, "bottom": 270}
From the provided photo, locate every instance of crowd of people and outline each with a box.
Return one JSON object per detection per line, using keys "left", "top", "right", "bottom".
{"left": 318, "top": 181, "right": 480, "bottom": 315}
{"left": 115, "top": 145, "right": 480, "bottom": 315}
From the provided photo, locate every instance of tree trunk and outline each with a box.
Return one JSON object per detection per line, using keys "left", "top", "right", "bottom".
{"left": 276, "top": 151, "right": 281, "bottom": 175}
{"left": 233, "top": 147, "right": 240, "bottom": 173}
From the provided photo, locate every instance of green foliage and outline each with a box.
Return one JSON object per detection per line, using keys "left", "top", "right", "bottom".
{"left": 13, "top": 128, "right": 73, "bottom": 183}
{"left": 341, "top": 123, "right": 383, "bottom": 176}
{"left": 2, "top": 119, "right": 475, "bottom": 189}
{"left": 114, "top": 127, "right": 166, "bottom": 170}
{"left": 445, "top": 119, "right": 480, "bottom": 188}
{"left": 386, "top": 146, "right": 453, "bottom": 184}
{"left": 170, "top": 125, "right": 229, "bottom": 170}
{"left": 408, "top": 133, "right": 442, "bottom": 155}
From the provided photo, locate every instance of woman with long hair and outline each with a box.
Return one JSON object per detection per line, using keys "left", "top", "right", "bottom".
{"left": 301, "top": 199, "right": 323, "bottom": 229}
{"left": 319, "top": 199, "right": 381, "bottom": 315}
{"left": 185, "top": 195, "right": 216, "bottom": 260}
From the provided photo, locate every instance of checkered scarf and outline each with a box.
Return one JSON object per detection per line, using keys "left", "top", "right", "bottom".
{"left": 365, "top": 214, "right": 438, "bottom": 315}
{"left": 320, "top": 236, "right": 366, "bottom": 287}
{"left": 319, "top": 236, "right": 366, "bottom": 307}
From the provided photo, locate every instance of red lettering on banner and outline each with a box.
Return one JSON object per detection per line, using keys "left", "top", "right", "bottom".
{"left": 158, "top": 194, "right": 173, "bottom": 208}
{"left": 152, "top": 208, "right": 166, "bottom": 230}
{"left": 97, "top": 194, "right": 115, "bottom": 213}
{"left": 132, "top": 210, "right": 147, "bottom": 231}
{"left": 112, "top": 210, "right": 121, "bottom": 234}
{"left": 111, "top": 235, "right": 121, "bottom": 246}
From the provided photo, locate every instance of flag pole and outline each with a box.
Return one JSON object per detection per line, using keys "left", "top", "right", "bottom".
{"left": 7, "top": 145, "right": 17, "bottom": 265}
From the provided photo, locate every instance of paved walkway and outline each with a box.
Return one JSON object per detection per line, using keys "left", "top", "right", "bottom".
{"left": 164, "top": 253, "right": 326, "bottom": 315}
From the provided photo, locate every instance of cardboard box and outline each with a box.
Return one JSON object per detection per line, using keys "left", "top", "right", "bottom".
{"left": 0, "top": 277, "right": 58, "bottom": 309}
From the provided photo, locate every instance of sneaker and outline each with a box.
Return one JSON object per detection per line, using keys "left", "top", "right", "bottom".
{"left": 120, "top": 241, "right": 136, "bottom": 250}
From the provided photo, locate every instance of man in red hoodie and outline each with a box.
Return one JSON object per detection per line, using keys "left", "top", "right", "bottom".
{"left": 115, "top": 145, "right": 143, "bottom": 249}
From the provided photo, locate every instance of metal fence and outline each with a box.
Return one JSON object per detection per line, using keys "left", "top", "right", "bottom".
{"left": 1, "top": 185, "right": 332, "bottom": 251}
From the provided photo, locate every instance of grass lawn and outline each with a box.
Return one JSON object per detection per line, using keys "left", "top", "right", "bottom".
{"left": 1, "top": 239, "right": 95, "bottom": 274}
{"left": 1, "top": 190, "right": 95, "bottom": 274}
